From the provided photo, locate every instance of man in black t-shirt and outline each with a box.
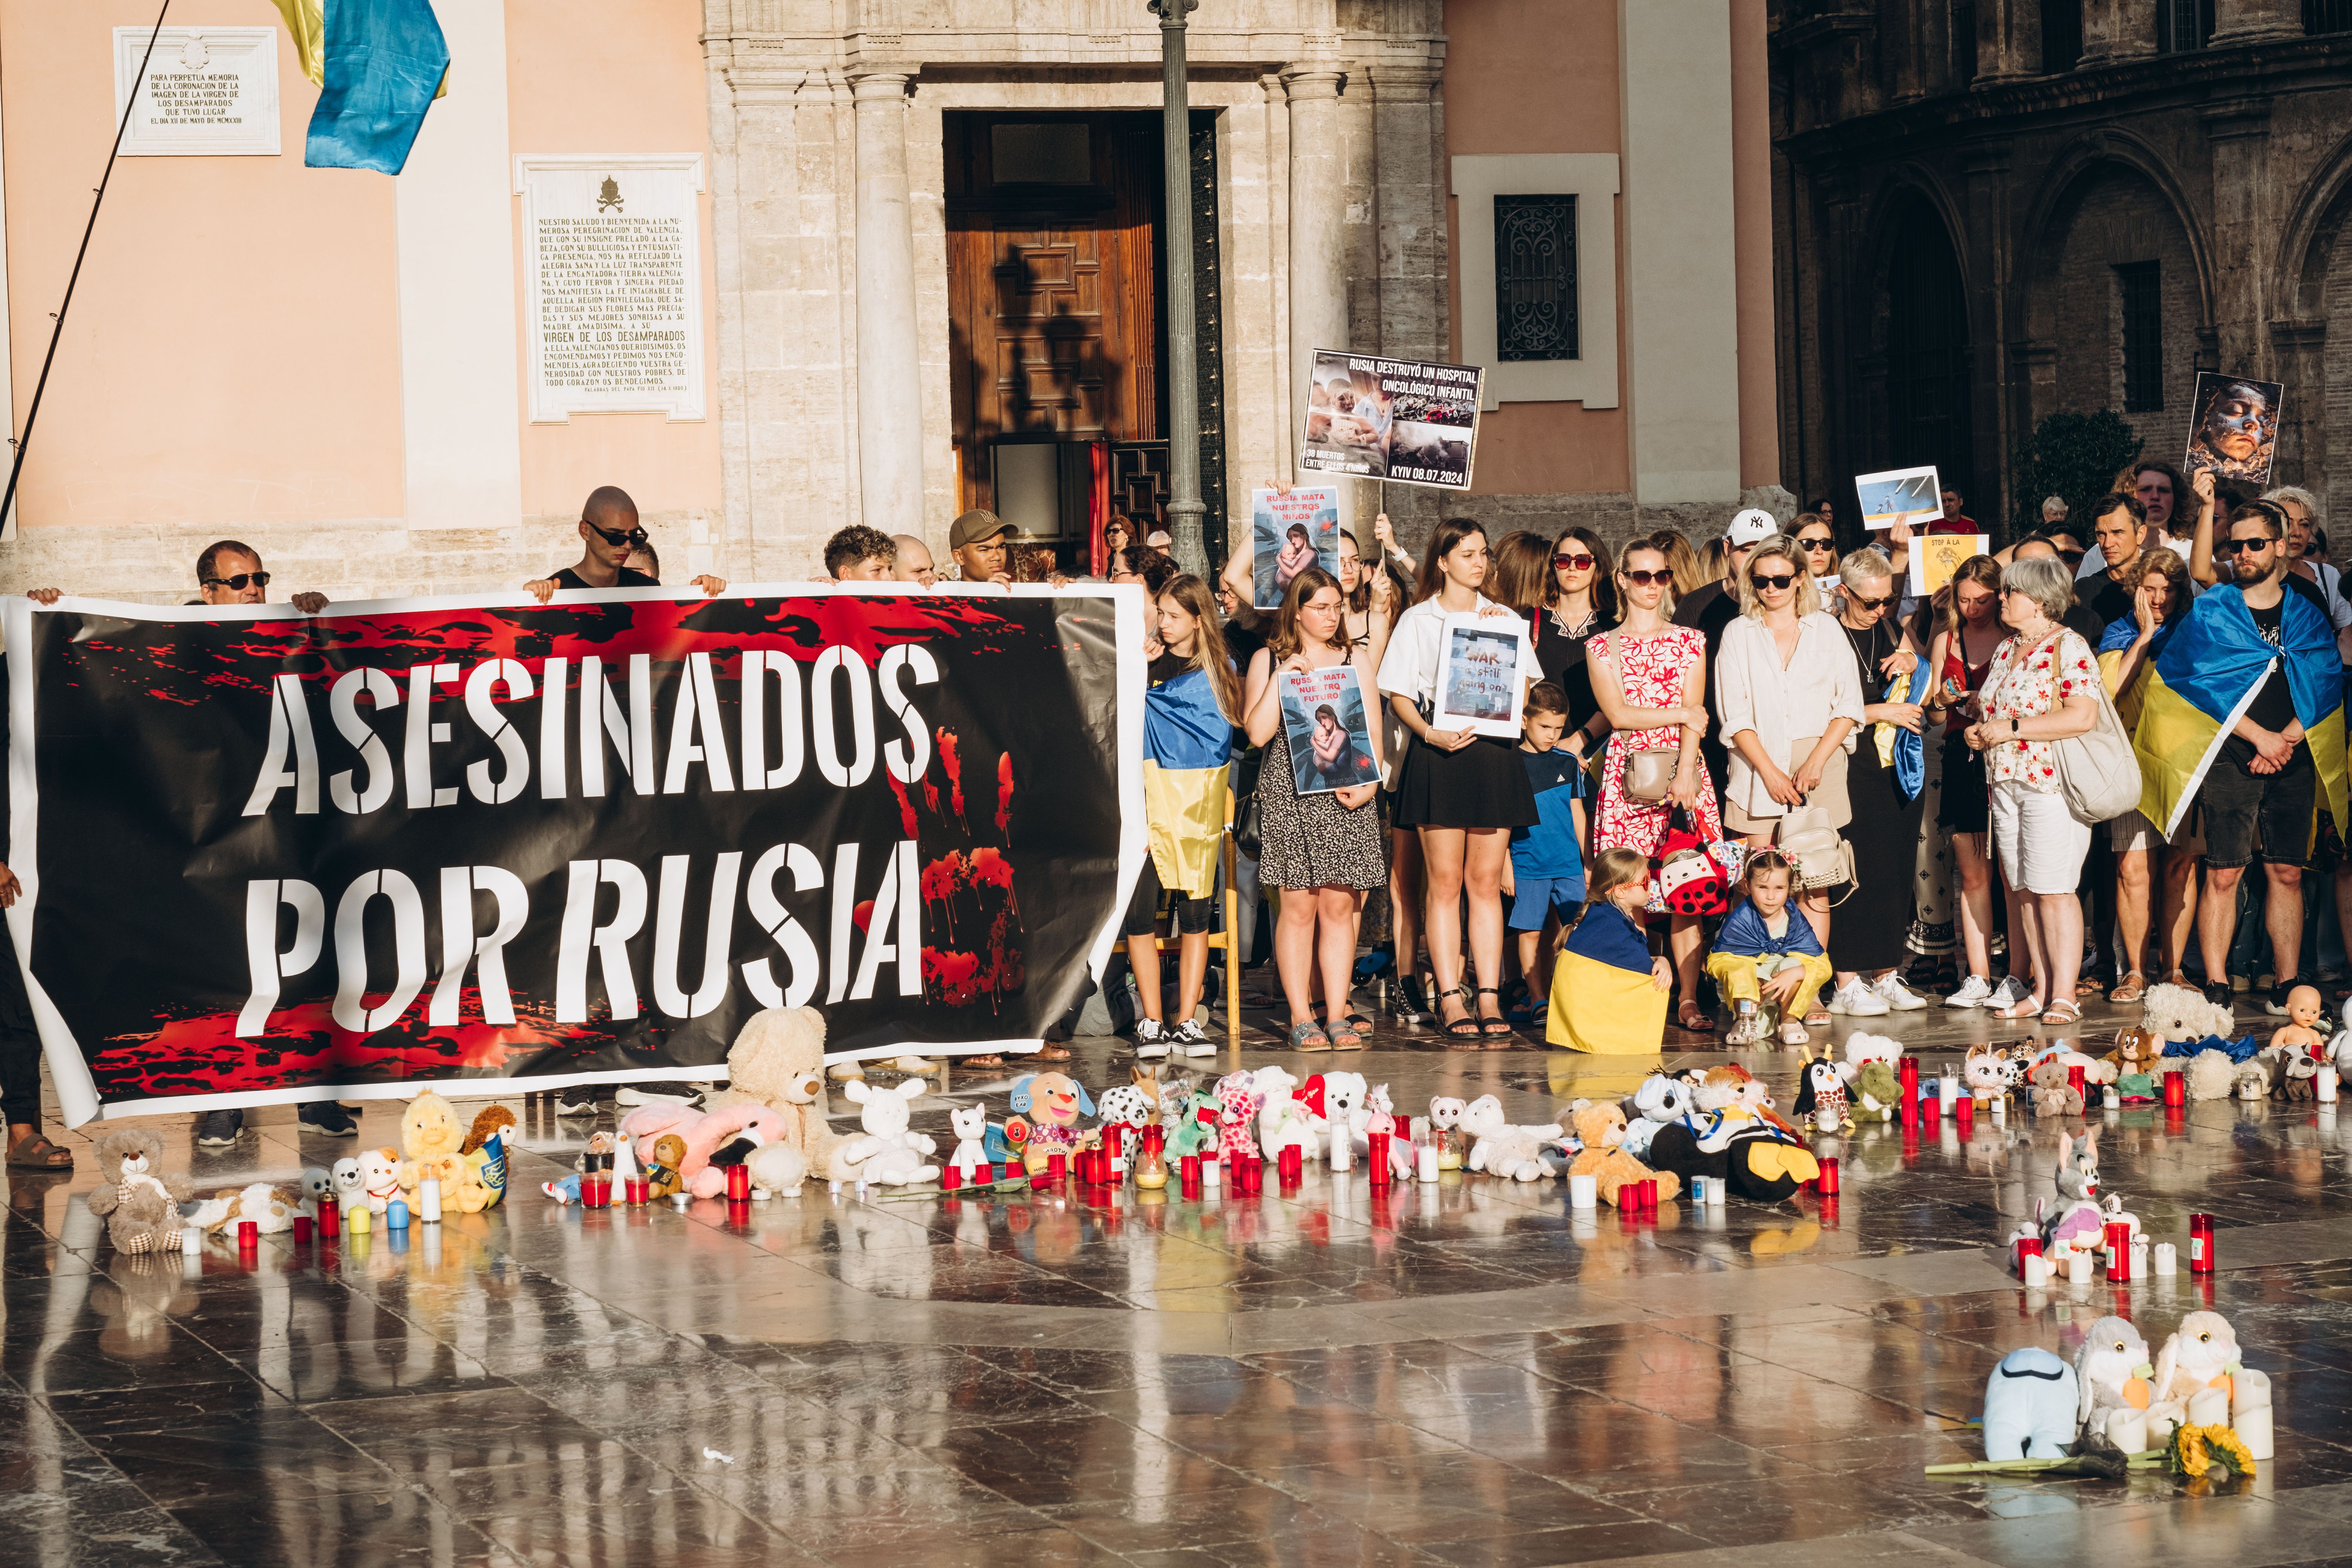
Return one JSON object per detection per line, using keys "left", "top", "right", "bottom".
{"left": 525, "top": 485, "right": 727, "bottom": 602}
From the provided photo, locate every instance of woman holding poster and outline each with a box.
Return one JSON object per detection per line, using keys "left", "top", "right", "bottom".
{"left": 1588, "top": 537, "right": 1720, "bottom": 1033}
{"left": 1244, "top": 568, "right": 1389, "bottom": 1051}
{"left": 1378, "top": 521, "right": 1543, "bottom": 1041}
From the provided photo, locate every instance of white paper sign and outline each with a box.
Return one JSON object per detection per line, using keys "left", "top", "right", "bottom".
{"left": 113, "top": 29, "right": 280, "bottom": 157}
{"left": 516, "top": 155, "right": 707, "bottom": 423}
{"left": 1433, "top": 612, "right": 1531, "bottom": 740}
{"left": 1855, "top": 463, "right": 1942, "bottom": 531}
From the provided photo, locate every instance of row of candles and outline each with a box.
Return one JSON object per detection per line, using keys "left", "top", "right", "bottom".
{"left": 2014, "top": 1213, "right": 2216, "bottom": 1285}
{"left": 182, "top": 1178, "right": 451, "bottom": 1256}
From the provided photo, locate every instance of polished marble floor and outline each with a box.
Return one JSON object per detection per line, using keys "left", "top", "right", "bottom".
{"left": 11, "top": 986, "right": 2352, "bottom": 1566}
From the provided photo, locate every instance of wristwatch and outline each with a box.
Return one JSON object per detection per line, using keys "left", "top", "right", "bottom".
{"left": 2010, "top": 717, "right": 2020, "bottom": 734}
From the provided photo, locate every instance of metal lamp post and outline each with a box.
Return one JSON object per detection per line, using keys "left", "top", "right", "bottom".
{"left": 1150, "top": 0, "right": 1207, "bottom": 577}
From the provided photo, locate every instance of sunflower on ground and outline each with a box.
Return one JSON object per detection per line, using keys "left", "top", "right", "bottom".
{"left": 2168, "top": 1423, "right": 2256, "bottom": 1482}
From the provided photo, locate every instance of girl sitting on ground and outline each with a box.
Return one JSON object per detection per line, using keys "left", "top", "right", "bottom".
{"left": 1544, "top": 848, "right": 1671, "bottom": 1054}
{"left": 1707, "top": 850, "right": 1833, "bottom": 1047}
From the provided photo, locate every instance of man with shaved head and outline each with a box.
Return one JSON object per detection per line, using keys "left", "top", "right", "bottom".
{"left": 891, "top": 534, "right": 936, "bottom": 586}
{"left": 526, "top": 485, "right": 726, "bottom": 603}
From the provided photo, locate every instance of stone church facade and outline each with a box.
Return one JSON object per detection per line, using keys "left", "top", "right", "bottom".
{"left": 1773, "top": 0, "right": 2352, "bottom": 540}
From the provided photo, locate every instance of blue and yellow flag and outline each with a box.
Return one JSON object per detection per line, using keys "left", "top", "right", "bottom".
{"left": 1142, "top": 666, "right": 1232, "bottom": 897}
{"left": 1546, "top": 905, "right": 1666, "bottom": 1054}
{"left": 272, "top": 0, "right": 450, "bottom": 174}
{"left": 2134, "top": 582, "right": 2346, "bottom": 843}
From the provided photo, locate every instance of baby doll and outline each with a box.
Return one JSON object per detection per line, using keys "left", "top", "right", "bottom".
{"left": 2271, "top": 984, "right": 2328, "bottom": 1058}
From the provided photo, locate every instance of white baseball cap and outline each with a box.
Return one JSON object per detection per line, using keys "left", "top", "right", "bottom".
{"left": 1725, "top": 508, "right": 1779, "bottom": 548}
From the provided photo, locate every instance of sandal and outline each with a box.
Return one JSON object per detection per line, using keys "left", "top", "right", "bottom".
{"left": 1675, "top": 998, "right": 1711, "bottom": 1033}
{"left": 2075, "top": 973, "right": 2106, "bottom": 999}
{"left": 1778, "top": 1020, "right": 1810, "bottom": 1046}
{"left": 2108, "top": 972, "right": 2146, "bottom": 1004}
{"left": 1033, "top": 1043, "right": 1072, "bottom": 1061}
{"left": 1997, "top": 994, "right": 2047, "bottom": 1021}
{"left": 2041, "top": 999, "right": 2083, "bottom": 1027}
{"left": 5, "top": 1132, "right": 72, "bottom": 1171}
{"left": 1329, "top": 1023, "right": 1366, "bottom": 1050}
{"left": 1438, "top": 983, "right": 1481, "bottom": 1046}
{"left": 1476, "top": 986, "right": 1513, "bottom": 1037}
{"left": 1291, "top": 1019, "right": 1334, "bottom": 1052}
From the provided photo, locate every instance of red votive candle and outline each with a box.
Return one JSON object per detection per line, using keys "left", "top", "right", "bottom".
{"left": 941, "top": 1163, "right": 963, "bottom": 1191}
{"left": 2015, "top": 1234, "right": 2043, "bottom": 1275}
{"left": 1179, "top": 1153, "right": 1200, "bottom": 1183}
{"left": 291, "top": 1216, "right": 312, "bottom": 1244}
{"left": 2105, "top": 1222, "right": 2133, "bottom": 1280}
{"left": 1047, "top": 1151, "right": 1067, "bottom": 1184}
{"left": 725, "top": 1163, "right": 750, "bottom": 1201}
{"left": 1817, "top": 1156, "right": 1840, "bottom": 1194}
{"left": 1954, "top": 1096, "right": 1974, "bottom": 1132}
{"left": 2162, "top": 1072, "right": 2187, "bottom": 1108}
{"left": 2190, "top": 1213, "right": 2214, "bottom": 1274}
{"left": 625, "top": 1177, "right": 648, "bottom": 1205}
{"left": 1898, "top": 1055, "right": 1920, "bottom": 1118}
{"left": 237, "top": 1221, "right": 258, "bottom": 1250}
{"left": 1278, "top": 1145, "right": 1303, "bottom": 1181}
{"left": 1366, "top": 1133, "right": 1391, "bottom": 1185}
{"left": 316, "top": 1197, "right": 339, "bottom": 1238}
{"left": 2067, "top": 1064, "right": 2087, "bottom": 1105}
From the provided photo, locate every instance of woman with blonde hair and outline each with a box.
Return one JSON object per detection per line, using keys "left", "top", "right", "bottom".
{"left": 1652, "top": 529, "right": 1706, "bottom": 597}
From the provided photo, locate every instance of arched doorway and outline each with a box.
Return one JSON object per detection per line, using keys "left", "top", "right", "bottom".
{"left": 1883, "top": 204, "right": 1975, "bottom": 511}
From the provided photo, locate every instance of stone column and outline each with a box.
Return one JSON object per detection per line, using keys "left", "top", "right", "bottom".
{"left": 2212, "top": 0, "right": 2303, "bottom": 42}
{"left": 1974, "top": 0, "right": 2041, "bottom": 82}
{"left": 1282, "top": 65, "right": 1348, "bottom": 417}
{"left": 2081, "top": 0, "right": 2158, "bottom": 60}
{"left": 2203, "top": 100, "right": 2274, "bottom": 374}
{"left": 851, "top": 71, "right": 923, "bottom": 535}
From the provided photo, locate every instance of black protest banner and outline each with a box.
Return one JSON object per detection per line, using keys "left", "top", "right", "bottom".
{"left": 3, "top": 587, "right": 1141, "bottom": 1124}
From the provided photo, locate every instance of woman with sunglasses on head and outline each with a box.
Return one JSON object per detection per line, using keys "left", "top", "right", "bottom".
{"left": 1714, "top": 535, "right": 1864, "bottom": 1036}
{"left": 1530, "top": 527, "right": 1620, "bottom": 761}
{"left": 1586, "top": 537, "right": 1720, "bottom": 1034}
{"left": 1378, "top": 520, "right": 1544, "bottom": 1042}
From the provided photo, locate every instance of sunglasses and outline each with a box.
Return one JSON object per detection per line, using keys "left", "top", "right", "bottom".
{"left": 1847, "top": 594, "right": 1895, "bottom": 611}
{"left": 202, "top": 572, "right": 271, "bottom": 591}
{"left": 1621, "top": 568, "right": 1673, "bottom": 586}
{"left": 1750, "top": 573, "right": 1796, "bottom": 591}
{"left": 1798, "top": 537, "right": 1836, "bottom": 552}
{"left": 2220, "top": 537, "right": 2275, "bottom": 555}
{"left": 588, "top": 523, "right": 651, "bottom": 547}
{"left": 1553, "top": 553, "right": 1596, "bottom": 571}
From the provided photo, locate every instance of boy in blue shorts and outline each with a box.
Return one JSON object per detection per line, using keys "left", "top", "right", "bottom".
{"left": 1503, "top": 681, "right": 1589, "bottom": 1008}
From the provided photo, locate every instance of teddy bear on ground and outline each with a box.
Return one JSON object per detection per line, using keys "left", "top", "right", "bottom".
{"left": 2029, "top": 1058, "right": 2083, "bottom": 1118}
{"left": 2185, "top": 1047, "right": 2237, "bottom": 1101}
{"left": 397, "top": 1091, "right": 470, "bottom": 1206}
{"left": 746, "top": 1140, "right": 811, "bottom": 1198}
{"left": 1566, "top": 1103, "right": 1679, "bottom": 1206}
{"left": 827, "top": 1078, "right": 938, "bottom": 1186}
{"left": 1459, "top": 1095, "right": 1562, "bottom": 1182}
{"left": 620, "top": 1101, "right": 792, "bottom": 1198}
{"left": 85, "top": 1130, "right": 191, "bottom": 1254}
{"left": 700, "top": 1006, "right": 840, "bottom": 1170}
{"left": 354, "top": 1147, "right": 403, "bottom": 1213}
{"left": 642, "top": 1133, "right": 688, "bottom": 1199}
{"left": 1297, "top": 1072, "right": 1369, "bottom": 1144}
{"left": 2142, "top": 981, "right": 2236, "bottom": 1052}
{"left": 1427, "top": 1095, "right": 1468, "bottom": 1169}
{"left": 456, "top": 1105, "right": 514, "bottom": 1210}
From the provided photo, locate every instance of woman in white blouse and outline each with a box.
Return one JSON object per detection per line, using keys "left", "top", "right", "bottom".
{"left": 1715, "top": 535, "right": 1864, "bottom": 1028}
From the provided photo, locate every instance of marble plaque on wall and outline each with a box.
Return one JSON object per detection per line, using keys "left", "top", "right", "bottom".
{"left": 113, "top": 28, "right": 280, "bottom": 156}
{"left": 516, "top": 155, "right": 707, "bottom": 423}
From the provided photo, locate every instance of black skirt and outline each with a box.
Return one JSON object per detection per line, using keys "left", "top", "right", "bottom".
{"left": 1394, "top": 733, "right": 1539, "bottom": 830}
{"left": 1830, "top": 740, "right": 1927, "bottom": 971}
{"left": 1936, "top": 730, "right": 1989, "bottom": 834}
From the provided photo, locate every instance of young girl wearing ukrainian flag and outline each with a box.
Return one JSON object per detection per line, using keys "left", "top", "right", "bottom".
{"left": 1545, "top": 848, "right": 1671, "bottom": 1052}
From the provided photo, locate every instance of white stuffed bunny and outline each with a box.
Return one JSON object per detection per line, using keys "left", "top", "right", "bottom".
{"left": 1253, "top": 1065, "right": 1318, "bottom": 1158}
{"left": 947, "top": 1103, "right": 990, "bottom": 1177}
{"left": 746, "top": 1141, "right": 810, "bottom": 1198}
{"left": 1458, "top": 1095, "right": 1560, "bottom": 1182}
{"left": 829, "top": 1078, "right": 939, "bottom": 1186}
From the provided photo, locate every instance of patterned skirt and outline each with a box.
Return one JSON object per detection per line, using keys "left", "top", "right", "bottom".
{"left": 1257, "top": 730, "right": 1389, "bottom": 891}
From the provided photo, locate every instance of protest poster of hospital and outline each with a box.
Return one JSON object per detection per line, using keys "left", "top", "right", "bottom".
{"left": 2185, "top": 372, "right": 2285, "bottom": 489}
{"left": 1249, "top": 485, "right": 1345, "bottom": 610}
{"left": 1433, "top": 614, "right": 1531, "bottom": 739}
{"left": 1278, "top": 666, "right": 1380, "bottom": 796}
{"left": 1299, "top": 349, "right": 1483, "bottom": 490}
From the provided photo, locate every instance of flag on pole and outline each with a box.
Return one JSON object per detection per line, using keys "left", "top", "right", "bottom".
{"left": 280, "top": 0, "right": 450, "bottom": 173}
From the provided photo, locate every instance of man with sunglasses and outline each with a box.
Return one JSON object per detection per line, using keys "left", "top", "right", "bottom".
{"left": 194, "top": 541, "right": 329, "bottom": 614}
{"left": 525, "top": 485, "right": 726, "bottom": 602}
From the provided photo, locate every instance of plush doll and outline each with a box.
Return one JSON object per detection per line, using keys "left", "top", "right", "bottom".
{"left": 1962, "top": 1044, "right": 2015, "bottom": 1109}
{"left": 619, "top": 1101, "right": 790, "bottom": 1198}
{"left": 396, "top": 1091, "right": 469, "bottom": 1206}
{"left": 1720, "top": 1113, "right": 1818, "bottom": 1202}
{"left": 701, "top": 1006, "right": 840, "bottom": 1168}
{"left": 454, "top": 1106, "right": 514, "bottom": 1210}
{"left": 1622, "top": 1073, "right": 1696, "bottom": 1162}
{"left": 746, "top": 1141, "right": 810, "bottom": 1198}
{"left": 1640, "top": 1096, "right": 1734, "bottom": 1190}
{"left": 829, "top": 1078, "right": 939, "bottom": 1186}
{"left": 86, "top": 1130, "right": 191, "bottom": 1254}
{"left": 2277, "top": 1047, "right": 2322, "bottom": 1101}
{"left": 2029, "top": 1059, "right": 2082, "bottom": 1118}
{"left": 2269, "top": 985, "right": 2328, "bottom": 1055}
{"left": 1848, "top": 1059, "right": 1901, "bottom": 1124}
{"left": 2146, "top": 1311, "right": 2242, "bottom": 1444}
{"left": 1004, "top": 1072, "right": 1093, "bottom": 1172}
{"left": 330, "top": 1156, "right": 366, "bottom": 1210}
{"left": 1166, "top": 1083, "right": 1222, "bottom": 1161}
{"left": 355, "top": 1147, "right": 404, "bottom": 1214}
{"left": 1298, "top": 1072, "right": 1369, "bottom": 1143}
{"left": 643, "top": 1134, "right": 688, "bottom": 1199}
{"left": 1983, "top": 1347, "right": 2080, "bottom": 1459}
{"left": 1792, "top": 1054, "right": 1851, "bottom": 1135}
{"left": 2072, "top": 1314, "right": 2155, "bottom": 1444}
{"left": 1458, "top": 1095, "right": 1561, "bottom": 1181}
{"left": 1567, "top": 1103, "right": 1679, "bottom": 1205}
{"left": 1096, "top": 1084, "right": 1154, "bottom": 1136}
{"left": 185, "top": 1182, "right": 301, "bottom": 1236}
{"left": 1254, "top": 1066, "right": 1319, "bottom": 1159}
{"left": 2142, "top": 982, "right": 2236, "bottom": 1052}
{"left": 1427, "top": 1096, "right": 1468, "bottom": 1169}
{"left": 947, "top": 1104, "right": 992, "bottom": 1176}
{"left": 299, "top": 1167, "right": 334, "bottom": 1211}
{"left": 1214, "top": 1072, "right": 1264, "bottom": 1161}
{"left": 2105, "top": 1026, "right": 2163, "bottom": 1077}
{"left": 2037, "top": 1129, "right": 2105, "bottom": 1266}
{"left": 2186, "top": 1046, "right": 2237, "bottom": 1101}
{"left": 1844, "top": 1033, "right": 1903, "bottom": 1072}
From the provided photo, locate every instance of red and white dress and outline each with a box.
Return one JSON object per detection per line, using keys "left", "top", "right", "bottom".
{"left": 1980, "top": 628, "right": 2099, "bottom": 792}
{"left": 1591, "top": 626, "right": 1722, "bottom": 856}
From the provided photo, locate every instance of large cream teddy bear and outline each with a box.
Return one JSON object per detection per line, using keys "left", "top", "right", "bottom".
{"left": 702, "top": 1006, "right": 840, "bottom": 1169}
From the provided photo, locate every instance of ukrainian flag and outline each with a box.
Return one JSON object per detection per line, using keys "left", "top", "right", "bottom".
{"left": 270, "top": 0, "right": 449, "bottom": 174}
{"left": 1142, "top": 666, "right": 1232, "bottom": 897}
{"left": 1546, "top": 904, "right": 1666, "bottom": 1053}
{"left": 2133, "top": 582, "right": 2346, "bottom": 847}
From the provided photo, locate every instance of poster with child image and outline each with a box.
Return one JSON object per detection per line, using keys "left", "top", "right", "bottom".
{"left": 2185, "top": 371, "right": 2284, "bottom": 488}
{"left": 1298, "top": 349, "right": 1482, "bottom": 489}
{"left": 1278, "top": 666, "right": 1380, "bottom": 796}
{"left": 1250, "top": 485, "right": 1345, "bottom": 610}
{"left": 1434, "top": 613, "right": 1531, "bottom": 739}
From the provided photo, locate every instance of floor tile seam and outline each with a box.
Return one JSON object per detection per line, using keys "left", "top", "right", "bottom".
{"left": 8, "top": 1382, "right": 244, "bottom": 1559}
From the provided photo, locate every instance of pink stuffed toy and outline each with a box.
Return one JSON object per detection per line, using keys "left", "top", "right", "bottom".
{"left": 1214, "top": 1071, "right": 1262, "bottom": 1160}
{"left": 619, "top": 1102, "right": 788, "bottom": 1199}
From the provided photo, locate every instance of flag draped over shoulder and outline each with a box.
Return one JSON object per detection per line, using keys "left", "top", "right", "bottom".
{"left": 1546, "top": 905, "right": 1666, "bottom": 1054}
{"left": 2135, "top": 582, "right": 2347, "bottom": 842}
{"left": 1141, "top": 666, "right": 1231, "bottom": 898}
{"left": 282, "top": 0, "right": 450, "bottom": 174}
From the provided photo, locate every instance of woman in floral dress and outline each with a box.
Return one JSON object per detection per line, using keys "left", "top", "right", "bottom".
{"left": 1588, "top": 537, "right": 1721, "bottom": 1031}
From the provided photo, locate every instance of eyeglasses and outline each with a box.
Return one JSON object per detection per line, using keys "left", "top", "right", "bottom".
{"left": 1847, "top": 594, "right": 1895, "bottom": 611}
{"left": 1621, "top": 569, "right": 1673, "bottom": 586}
{"left": 1553, "top": 553, "right": 1596, "bottom": 571}
{"left": 2058, "top": 548, "right": 2085, "bottom": 563}
{"left": 1750, "top": 573, "right": 1796, "bottom": 591}
{"left": 588, "top": 523, "right": 651, "bottom": 547}
{"left": 2220, "top": 537, "right": 2275, "bottom": 555}
{"left": 1798, "top": 537, "right": 1836, "bottom": 552}
{"left": 202, "top": 572, "right": 271, "bottom": 591}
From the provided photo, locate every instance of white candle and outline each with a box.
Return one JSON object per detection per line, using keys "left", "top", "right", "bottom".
{"left": 1992, "top": 1096, "right": 2007, "bottom": 1123}
{"left": 2103, "top": 1085, "right": 2119, "bottom": 1110}
{"left": 1330, "top": 1126, "right": 1352, "bottom": 1172}
{"left": 2154, "top": 1242, "right": 2177, "bottom": 1275}
{"left": 2069, "top": 1250, "right": 2093, "bottom": 1285}
{"left": 1416, "top": 1143, "right": 1440, "bottom": 1183}
{"left": 2022, "top": 1253, "right": 2048, "bottom": 1288}
{"left": 1939, "top": 1071, "right": 1957, "bottom": 1110}
{"left": 420, "top": 1178, "right": 443, "bottom": 1223}
{"left": 1202, "top": 1157, "right": 1221, "bottom": 1187}
{"left": 2322, "top": 1067, "right": 2340, "bottom": 1103}
{"left": 181, "top": 1223, "right": 204, "bottom": 1255}
{"left": 1569, "top": 1173, "right": 1598, "bottom": 1209}
{"left": 2106, "top": 1409, "right": 2148, "bottom": 1456}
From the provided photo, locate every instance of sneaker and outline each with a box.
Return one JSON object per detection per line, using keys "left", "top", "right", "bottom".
{"left": 1133, "top": 1017, "right": 1169, "bottom": 1059}
{"left": 1873, "top": 973, "right": 1930, "bottom": 1011}
{"left": 553, "top": 1090, "right": 604, "bottom": 1117}
{"left": 1393, "top": 975, "right": 1432, "bottom": 1024}
{"left": 1168, "top": 1018, "right": 1215, "bottom": 1057}
{"left": 1943, "top": 974, "right": 1995, "bottom": 1009}
{"left": 2203, "top": 979, "right": 2235, "bottom": 1010}
{"left": 617, "top": 1082, "right": 704, "bottom": 1109}
{"left": 2266, "top": 981, "right": 2299, "bottom": 1018}
{"left": 195, "top": 1109, "right": 244, "bottom": 1147}
{"left": 297, "top": 1102, "right": 359, "bottom": 1137}
{"left": 1725, "top": 1002, "right": 1769, "bottom": 1047}
{"left": 1826, "top": 981, "right": 1890, "bottom": 1017}
{"left": 1985, "top": 975, "right": 2033, "bottom": 1014}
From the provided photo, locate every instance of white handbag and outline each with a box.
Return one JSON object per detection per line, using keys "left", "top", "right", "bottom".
{"left": 1776, "top": 804, "right": 1854, "bottom": 894}
{"left": 2053, "top": 676, "right": 2141, "bottom": 825}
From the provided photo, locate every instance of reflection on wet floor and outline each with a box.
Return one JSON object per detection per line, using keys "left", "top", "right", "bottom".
{"left": 10, "top": 1000, "right": 2352, "bottom": 1565}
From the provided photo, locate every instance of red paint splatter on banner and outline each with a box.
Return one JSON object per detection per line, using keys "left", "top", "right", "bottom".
{"left": 886, "top": 773, "right": 919, "bottom": 839}
{"left": 937, "top": 727, "right": 966, "bottom": 827}
{"left": 968, "top": 846, "right": 1020, "bottom": 919}
{"left": 996, "top": 752, "right": 1014, "bottom": 836}
{"left": 922, "top": 852, "right": 964, "bottom": 941}
{"left": 923, "top": 949, "right": 982, "bottom": 1008}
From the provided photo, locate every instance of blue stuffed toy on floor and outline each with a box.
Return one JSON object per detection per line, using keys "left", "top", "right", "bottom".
{"left": 1983, "top": 1347, "right": 2079, "bottom": 1459}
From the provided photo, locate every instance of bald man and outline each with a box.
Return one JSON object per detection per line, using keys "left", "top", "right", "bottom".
{"left": 526, "top": 485, "right": 726, "bottom": 602}
{"left": 892, "top": 534, "right": 936, "bottom": 586}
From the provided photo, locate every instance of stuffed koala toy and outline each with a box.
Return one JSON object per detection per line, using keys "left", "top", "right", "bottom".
{"left": 1458, "top": 1095, "right": 1560, "bottom": 1182}
{"left": 86, "top": 1130, "right": 191, "bottom": 1254}
{"left": 828, "top": 1078, "right": 938, "bottom": 1186}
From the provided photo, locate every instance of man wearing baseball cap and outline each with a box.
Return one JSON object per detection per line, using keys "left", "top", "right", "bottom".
{"left": 949, "top": 508, "right": 1015, "bottom": 586}
{"left": 1675, "top": 507, "right": 1781, "bottom": 797}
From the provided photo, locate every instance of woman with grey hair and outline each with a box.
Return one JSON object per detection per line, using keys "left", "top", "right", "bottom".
{"left": 1961, "top": 554, "right": 2102, "bottom": 1023}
